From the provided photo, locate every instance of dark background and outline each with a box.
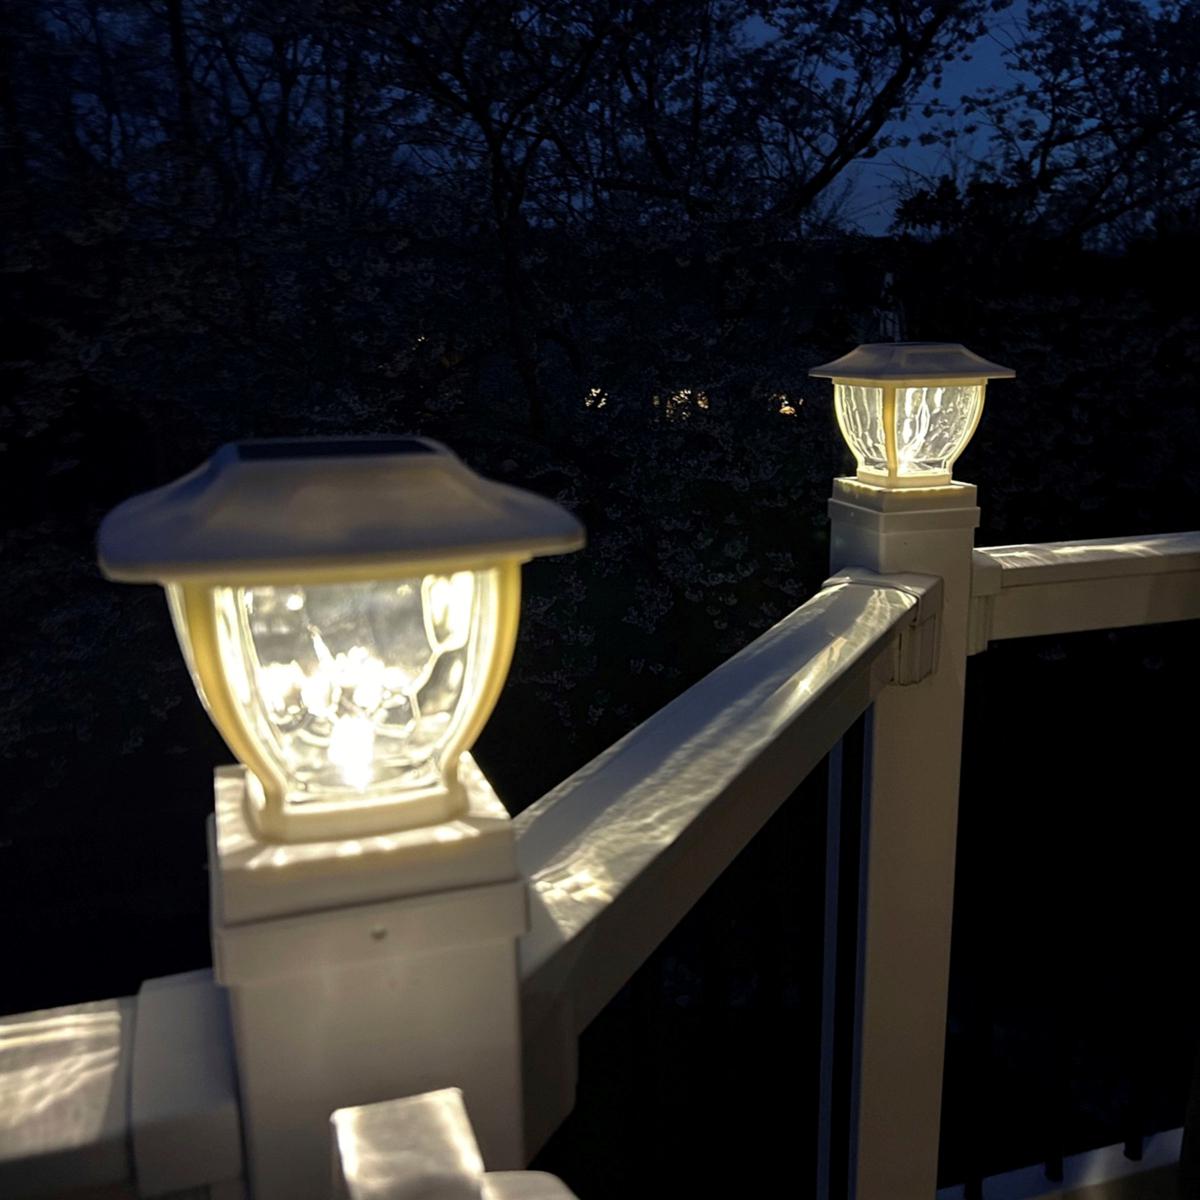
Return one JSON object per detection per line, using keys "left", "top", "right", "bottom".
{"left": 2, "top": 0, "right": 1198, "bottom": 1194}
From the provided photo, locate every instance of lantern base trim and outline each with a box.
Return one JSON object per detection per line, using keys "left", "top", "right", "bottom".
{"left": 241, "top": 765, "right": 472, "bottom": 845}
{"left": 855, "top": 468, "right": 954, "bottom": 490}
{"left": 828, "top": 478, "right": 980, "bottom": 566}
{"left": 831, "top": 476, "right": 979, "bottom": 515}
{"left": 211, "top": 755, "right": 517, "bottom": 925}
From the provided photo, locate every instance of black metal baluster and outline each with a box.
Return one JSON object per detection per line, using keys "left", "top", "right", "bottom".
{"left": 817, "top": 712, "right": 868, "bottom": 1200}
{"left": 960, "top": 652, "right": 991, "bottom": 1200}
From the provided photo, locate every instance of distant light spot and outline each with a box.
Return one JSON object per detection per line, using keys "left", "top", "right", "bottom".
{"left": 656, "top": 388, "right": 711, "bottom": 420}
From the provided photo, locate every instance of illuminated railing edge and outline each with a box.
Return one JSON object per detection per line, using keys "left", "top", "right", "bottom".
{"left": 0, "top": 973, "right": 242, "bottom": 1200}
{"left": 970, "top": 530, "right": 1200, "bottom": 647}
{"left": 514, "top": 572, "right": 933, "bottom": 1157}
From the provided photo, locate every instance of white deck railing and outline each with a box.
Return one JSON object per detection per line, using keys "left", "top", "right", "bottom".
{"left": 516, "top": 571, "right": 935, "bottom": 1156}
{"left": 970, "top": 531, "right": 1200, "bottom": 647}
{"left": 1, "top": 530, "right": 1198, "bottom": 1200}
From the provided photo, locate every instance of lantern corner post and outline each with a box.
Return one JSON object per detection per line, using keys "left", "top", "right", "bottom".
{"left": 209, "top": 757, "right": 529, "bottom": 1200}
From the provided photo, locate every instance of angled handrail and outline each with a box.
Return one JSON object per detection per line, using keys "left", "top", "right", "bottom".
{"left": 514, "top": 572, "right": 937, "bottom": 1156}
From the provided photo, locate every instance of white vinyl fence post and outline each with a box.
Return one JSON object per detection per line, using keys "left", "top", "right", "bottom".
{"left": 209, "top": 757, "right": 528, "bottom": 1200}
{"left": 827, "top": 478, "right": 980, "bottom": 1200}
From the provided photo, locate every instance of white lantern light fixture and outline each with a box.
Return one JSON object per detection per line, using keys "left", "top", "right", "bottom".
{"left": 810, "top": 342, "right": 1015, "bottom": 488}
{"left": 98, "top": 437, "right": 584, "bottom": 842}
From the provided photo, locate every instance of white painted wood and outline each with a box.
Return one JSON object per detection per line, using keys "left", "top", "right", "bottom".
{"left": 8, "top": 526, "right": 1191, "bottom": 1200}
{"left": 481, "top": 1173, "right": 578, "bottom": 1200}
{"left": 212, "top": 756, "right": 518, "bottom": 924}
{"left": 130, "top": 971, "right": 242, "bottom": 1198}
{"left": 936, "top": 1127, "right": 1182, "bottom": 1199}
{"left": 331, "top": 1089, "right": 578, "bottom": 1200}
{"left": 212, "top": 774, "right": 528, "bottom": 1200}
{"left": 213, "top": 879, "right": 527, "bottom": 983}
{"left": 0, "top": 996, "right": 135, "bottom": 1198}
{"left": 828, "top": 478, "right": 980, "bottom": 1200}
{"left": 979, "top": 532, "right": 1200, "bottom": 584}
{"left": 331, "top": 1087, "right": 484, "bottom": 1200}
{"left": 516, "top": 573, "right": 931, "bottom": 1157}
{"left": 971, "top": 532, "right": 1200, "bottom": 645}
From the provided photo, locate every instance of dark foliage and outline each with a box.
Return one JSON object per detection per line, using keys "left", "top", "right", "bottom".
{"left": 2, "top": 0, "right": 1198, "bottom": 1193}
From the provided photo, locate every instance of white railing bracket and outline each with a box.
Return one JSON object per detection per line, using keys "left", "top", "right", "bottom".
{"left": 824, "top": 570, "right": 944, "bottom": 684}
{"left": 967, "top": 548, "right": 1002, "bottom": 654}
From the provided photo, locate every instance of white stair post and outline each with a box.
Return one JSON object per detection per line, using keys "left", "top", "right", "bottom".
{"left": 209, "top": 758, "right": 528, "bottom": 1200}
{"left": 827, "top": 478, "right": 980, "bottom": 1200}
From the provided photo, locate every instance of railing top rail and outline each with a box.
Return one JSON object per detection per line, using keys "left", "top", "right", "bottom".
{"left": 975, "top": 531, "right": 1200, "bottom": 587}
{"left": 971, "top": 531, "right": 1200, "bottom": 645}
{"left": 516, "top": 574, "right": 927, "bottom": 1032}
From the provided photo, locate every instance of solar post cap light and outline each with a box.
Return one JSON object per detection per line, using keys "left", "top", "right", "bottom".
{"left": 98, "top": 437, "right": 584, "bottom": 842}
{"left": 810, "top": 342, "right": 1015, "bottom": 488}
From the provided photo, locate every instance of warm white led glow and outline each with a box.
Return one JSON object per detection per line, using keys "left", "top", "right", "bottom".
{"left": 834, "top": 384, "right": 887, "bottom": 474}
{"left": 328, "top": 715, "right": 376, "bottom": 790}
{"left": 834, "top": 382, "right": 983, "bottom": 486}
{"left": 422, "top": 571, "right": 474, "bottom": 653}
{"left": 100, "top": 435, "right": 586, "bottom": 842}
{"left": 192, "top": 571, "right": 502, "bottom": 815}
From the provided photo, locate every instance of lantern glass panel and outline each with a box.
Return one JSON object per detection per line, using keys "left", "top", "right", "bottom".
{"left": 835, "top": 382, "right": 984, "bottom": 483}
{"left": 834, "top": 384, "right": 888, "bottom": 475}
{"left": 167, "top": 583, "right": 204, "bottom": 700}
{"left": 197, "top": 570, "right": 500, "bottom": 808}
{"left": 895, "top": 384, "right": 983, "bottom": 479}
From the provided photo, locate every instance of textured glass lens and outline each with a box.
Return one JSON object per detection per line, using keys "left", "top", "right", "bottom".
{"left": 213, "top": 570, "right": 498, "bottom": 807}
{"left": 835, "top": 382, "right": 983, "bottom": 482}
{"left": 834, "top": 385, "right": 887, "bottom": 474}
{"left": 895, "top": 385, "right": 982, "bottom": 478}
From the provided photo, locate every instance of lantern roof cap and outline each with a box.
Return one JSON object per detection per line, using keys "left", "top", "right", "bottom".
{"left": 98, "top": 436, "right": 585, "bottom": 584}
{"left": 809, "top": 342, "right": 1015, "bottom": 382}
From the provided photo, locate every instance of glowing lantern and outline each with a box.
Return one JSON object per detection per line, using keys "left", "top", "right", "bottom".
{"left": 810, "top": 343, "right": 1014, "bottom": 488}
{"left": 98, "top": 438, "right": 583, "bottom": 841}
